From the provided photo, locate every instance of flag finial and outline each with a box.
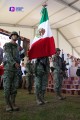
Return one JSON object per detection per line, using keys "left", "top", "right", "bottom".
{"left": 42, "top": 2, "right": 47, "bottom": 7}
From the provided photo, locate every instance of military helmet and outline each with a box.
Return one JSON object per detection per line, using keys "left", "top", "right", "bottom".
{"left": 9, "top": 31, "right": 19, "bottom": 39}
{"left": 56, "top": 48, "right": 61, "bottom": 52}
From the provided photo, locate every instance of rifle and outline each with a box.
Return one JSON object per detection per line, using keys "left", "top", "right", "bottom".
{"left": 15, "top": 31, "right": 24, "bottom": 76}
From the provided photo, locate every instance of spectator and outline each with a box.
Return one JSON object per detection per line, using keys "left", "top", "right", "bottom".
{"left": 21, "top": 63, "right": 26, "bottom": 89}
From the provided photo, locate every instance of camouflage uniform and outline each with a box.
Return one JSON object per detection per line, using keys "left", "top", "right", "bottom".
{"left": 52, "top": 48, "right": 66, "bottom": 100}
{"left": 34, "top": 57, "right": 49, "bottom": 105}
{"left": 3, "top": 42, "right": 19, "bottom": 110}
{"left": 26, "top": 61, "right": 34, "bottom": 94}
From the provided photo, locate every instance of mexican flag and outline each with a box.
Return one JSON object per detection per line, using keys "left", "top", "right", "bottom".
{"left": 28, "top": 6, "right": 56, "bottom": 60}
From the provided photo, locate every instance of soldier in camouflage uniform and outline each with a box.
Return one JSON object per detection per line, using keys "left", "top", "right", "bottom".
{"left": 3, "top": 31, "right": 20, "bottom": 112}
{"left": 52, "top": 48, "right": 66, "bottom": 100}
{"left": 26, "top": 59, "right": 34, "bottom": 94}
{"left": 34, "top": 57, "right": 50, "bottom": 105}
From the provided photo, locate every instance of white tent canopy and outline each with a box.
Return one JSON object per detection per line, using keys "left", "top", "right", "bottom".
{"left": 0, "top": 0, "right": 80, "bottom": 56}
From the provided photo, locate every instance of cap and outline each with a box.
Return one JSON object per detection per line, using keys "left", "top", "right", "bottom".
{"left": 56, "top": 48, "right": 61, "bottom": 52}
{"left": 9, "top": 31, "right": 19, "bottom": 39}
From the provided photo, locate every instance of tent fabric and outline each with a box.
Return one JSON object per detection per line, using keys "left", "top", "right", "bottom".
{"left": 0, "top": 0, "right": 80, "bottom": 55}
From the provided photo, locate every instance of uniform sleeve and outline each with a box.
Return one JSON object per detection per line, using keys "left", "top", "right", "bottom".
{"left": 3, "top": 43, "right": 16, "bottom": 66}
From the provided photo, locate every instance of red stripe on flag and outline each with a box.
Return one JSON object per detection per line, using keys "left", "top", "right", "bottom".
{"left": 0, "top": 65, "right": 4, "bottom": 75}
{"left": 28, "top": 37, "right": 56, "bottom": 60}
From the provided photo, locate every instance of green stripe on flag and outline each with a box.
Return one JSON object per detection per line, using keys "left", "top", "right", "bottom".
{"left": 40, "top": 7, "right": 49, "bottom": 24}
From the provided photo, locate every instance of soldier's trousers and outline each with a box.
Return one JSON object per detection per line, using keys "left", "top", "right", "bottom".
{"left": 35, "top": 74, "right": 48, "bottom": 98}
{"left": 3, "top": 70, "right": 18, "bottom": 106}
{"left": 53, "top": 71, "right": 63, "bottom": 94}
{"left": 26, "top": 75, "right": 33, "bottom": 93}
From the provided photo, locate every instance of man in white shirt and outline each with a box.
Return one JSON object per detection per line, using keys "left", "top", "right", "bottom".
{"left": 21, "top": 63, "right": 26, "bottom": 89}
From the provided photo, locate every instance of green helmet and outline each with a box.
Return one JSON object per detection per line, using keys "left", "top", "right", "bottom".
{"left": 9, "top": 31, "right": 19, "bottom": 39}
{"left": 56, "top": 48, "right": 61, "bottom": 52}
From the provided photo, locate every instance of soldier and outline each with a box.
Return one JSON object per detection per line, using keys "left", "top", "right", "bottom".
{"left": 3, "top": 31, "right": 20, "bottom": 112}
{"left": 34, "top": 57, "right": 49, "bottom": 105}
{"left": 52, "top": 48, "right": 66, "bottom": 100}
{"left": 26, "top": 59, "right": 34, "bottom": 94}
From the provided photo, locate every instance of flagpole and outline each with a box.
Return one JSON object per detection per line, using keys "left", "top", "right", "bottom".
{"left": 28, "top": 2, "right": 56, "bottom": 60}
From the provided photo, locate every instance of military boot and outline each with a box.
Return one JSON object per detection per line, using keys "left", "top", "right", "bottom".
{"left": 5, "top": 96, "right": 13, "bottom": 112}
{"left": 59, "top": 94, "right": 66, "bottom": 100}
{"left": 56, "top": 91, "right": 66, "bottom": 100}
{"left": 12, "top": 104, "right": 19, "bottom": 111}
{"left": 11, "top": 95, "right": 19, "bottom": 111}
{"left": 36, "top": 93, "right": 44, "bottom": 105}
{"left": 6, "top": 105, "right": 13, "bottom": 112}
{"left": 59, "top": 91, "right": 66, "bottom": 100}
{"left": 55, "top": 91, "right": 62, "bottom": 100}
{"left": 41, "top": 92, "right": 49, "bottom": 104}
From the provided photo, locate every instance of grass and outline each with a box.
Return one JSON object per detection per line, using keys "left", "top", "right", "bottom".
{"left": 0, "top": 89, "right": 80, "bottom": 120}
